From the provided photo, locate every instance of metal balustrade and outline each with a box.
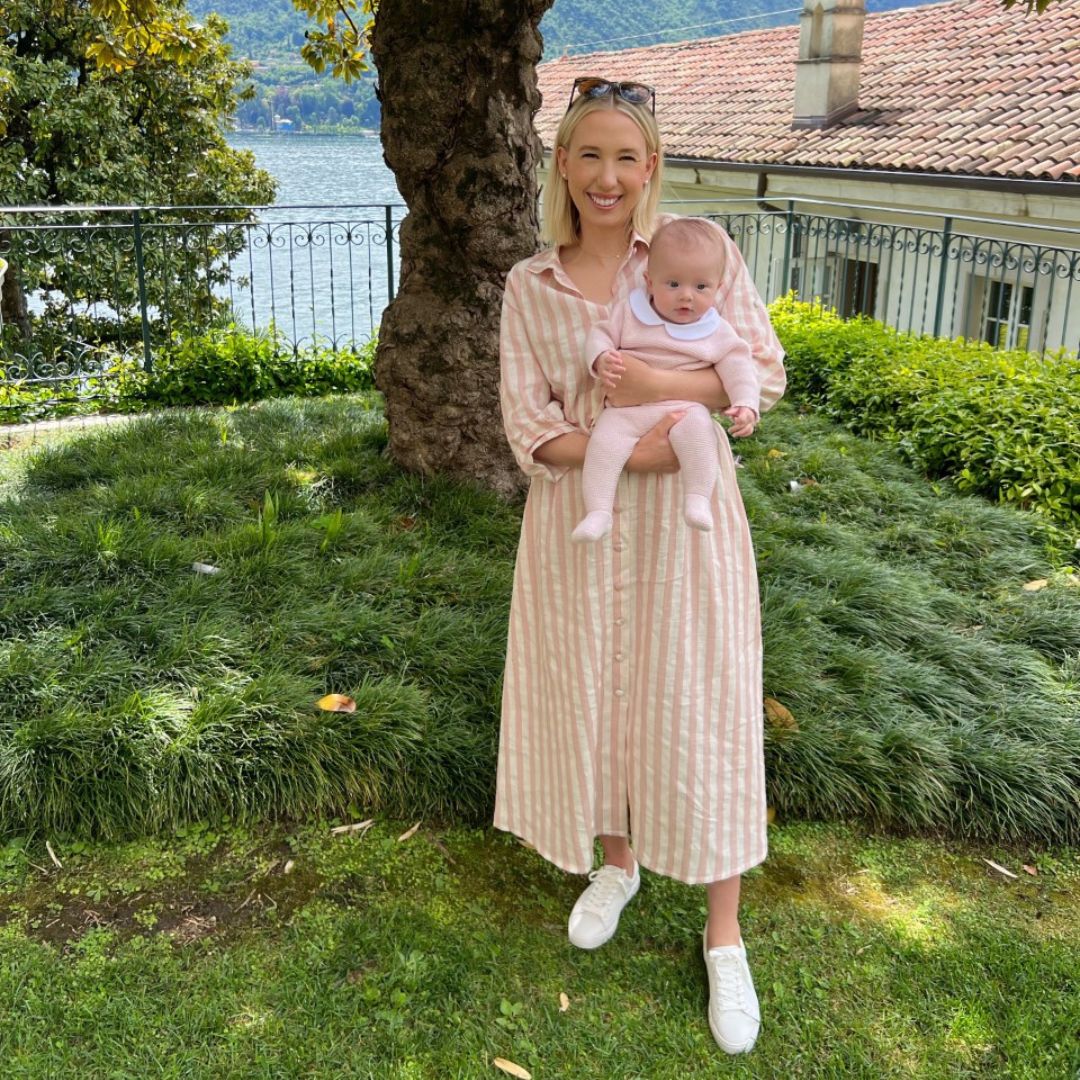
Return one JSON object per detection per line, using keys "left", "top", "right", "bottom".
{"left": 1, "top": 198, "right": 1077, "bottom": 415}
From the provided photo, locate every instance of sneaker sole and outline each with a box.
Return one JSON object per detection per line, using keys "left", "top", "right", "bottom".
{"left": 567, "top": 872, "right": 640, "bottom": 950}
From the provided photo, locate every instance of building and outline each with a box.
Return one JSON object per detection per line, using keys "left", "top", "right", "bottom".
{"left": 534, "top": 0, "right": 1080, "bottom": 352}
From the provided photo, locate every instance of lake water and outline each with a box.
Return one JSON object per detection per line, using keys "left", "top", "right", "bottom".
{"left": 227, "top": 133, "right": 401, "bottom": 209}
{"left": 222, "top": 133, "right": 403, "bottom": 346}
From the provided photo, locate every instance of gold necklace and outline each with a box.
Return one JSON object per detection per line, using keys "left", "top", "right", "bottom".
{"left": 579, "top": 246, "right": 626, "bottom": 261}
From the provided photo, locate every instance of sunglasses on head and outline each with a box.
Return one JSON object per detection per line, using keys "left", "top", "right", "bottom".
{"left": 566, "top": 77, "right": 656, "bottom": 114}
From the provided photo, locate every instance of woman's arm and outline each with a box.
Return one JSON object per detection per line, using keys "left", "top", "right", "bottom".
{"left": 603, "top": 354, "right": 729, "bottom": 411}
{"left": 533, "top": 418, "right": 682, "bottom": 474}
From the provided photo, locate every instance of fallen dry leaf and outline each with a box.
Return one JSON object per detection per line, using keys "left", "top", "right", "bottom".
{"left": 559, "top": 992, "right": 570, "bottom": 1012}
{"left": 45, "top": 840, "right": 63, "bottom": 869}
{"left": 1022, "top": 579, "right": 1049, "bottom": 592}
{"left": 766, "top": 448, "right": 785, "bottom": 459}
{"left": 191, "top": 562, "right": 221, "bottom": 575}
{"left": 1023, "top": 864, "right": 1038, "bottom": 876}
{"left": 493, "top": 1059, "right": 532, "bottom": 1080}
{"left": 983, "top": 858, "right": 1018, "bottom": 879}
{"left": 397, "top": 821, "right": 422, "bottom": 842}
{"left": 766, "top": 806, "right": 776, "bottom": 825}
{"left": 317, "top": 693, "right": 356, "bottom": 713}
{"left": 283, "top": 859, "right": 296, "bottom": 874}
{"left": 330, "top": 819, "right": 374, "bottom": 836}
{"left": 764, "top": 697, "right": 797, "bottom": 730}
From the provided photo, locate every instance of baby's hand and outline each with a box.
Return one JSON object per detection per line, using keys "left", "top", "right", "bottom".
{"left": 723, "top": 405, "right": 758, "bottom": 438}
{"left": 594, "top": 350, "right": 625, "bottom": 390}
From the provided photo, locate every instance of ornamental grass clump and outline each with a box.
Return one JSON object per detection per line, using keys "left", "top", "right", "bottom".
{"left": 0, "top": 396, "right": 1076, "bottom": 841}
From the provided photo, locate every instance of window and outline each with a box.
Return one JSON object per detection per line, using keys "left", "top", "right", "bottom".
{"left": 980, "top": 280, "right": 1034, "bottom": 350}
{"left": 791, "top": 255, "right": 878, "bottom": 318}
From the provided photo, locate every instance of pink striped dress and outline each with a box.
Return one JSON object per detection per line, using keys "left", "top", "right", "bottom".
{"left": 495, "top": 217, "right": 787, "bottom": 885}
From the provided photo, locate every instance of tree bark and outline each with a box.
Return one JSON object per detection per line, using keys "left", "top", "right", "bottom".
{"left": 0, "top": 233, "right": 33, "bottom": 343}
{"left": 371, "top": 0, "right": 554, "bottom": 498}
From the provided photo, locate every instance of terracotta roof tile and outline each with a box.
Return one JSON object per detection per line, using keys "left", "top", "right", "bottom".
{"left": 535, "top": 0, "right": 1080, "bottom": 183}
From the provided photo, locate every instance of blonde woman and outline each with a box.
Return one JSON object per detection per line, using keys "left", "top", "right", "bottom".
{"left": 496, "top": 77, "right": 786, "bottom": 1055}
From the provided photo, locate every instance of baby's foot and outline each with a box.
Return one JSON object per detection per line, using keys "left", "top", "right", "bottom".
{"left": 684, "top": 495, "right": 714, "bottom": 532}
{"left": 572, "top": 511, "right": 613, "bottom": 543}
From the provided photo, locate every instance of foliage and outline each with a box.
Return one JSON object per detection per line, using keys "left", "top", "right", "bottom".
{"left": 145, "top": 326, "right": 375, "bottom": 405}
{"left": 770, "top": 297, "right": 1080, "bottom": 535}
{"left": 0, "top": 328, "right": 375, "bottom": 421}
{"left": 0, "top": 397, "right": 1077, "bottom": 843}
{"left": 0, "top": 0, "right": 275, "bottom": 339}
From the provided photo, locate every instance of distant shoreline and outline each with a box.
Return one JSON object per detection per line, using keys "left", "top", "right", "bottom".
{"left": 231, "top": 128, "right": 380, "bottom": 138}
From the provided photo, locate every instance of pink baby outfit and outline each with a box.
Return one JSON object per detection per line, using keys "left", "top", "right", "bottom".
{"left": 572, "top": 288, "right": 761, "bottom": 542}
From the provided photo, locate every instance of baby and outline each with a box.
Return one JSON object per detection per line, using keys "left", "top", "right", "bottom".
{"left": 571, "top": 217, "right": 761, "bottom": 543}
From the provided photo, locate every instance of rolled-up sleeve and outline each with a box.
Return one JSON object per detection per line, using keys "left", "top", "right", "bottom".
{"left": 499, "top": 266, "right": 580, "bottom": 483}
{"left": 710, "top": 223, "right": 787, "bottom": 414}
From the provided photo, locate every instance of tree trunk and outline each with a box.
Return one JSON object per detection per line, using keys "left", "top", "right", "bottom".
{"left": 371, "top": 0, "right": 554, "bottom": 498}
{"left": 0, "top": 232, "right": 33, "bottom": 342}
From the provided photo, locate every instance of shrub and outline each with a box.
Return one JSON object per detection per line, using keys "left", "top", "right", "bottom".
{"left": 769, "top": 297, "right": 1080, "bottom": 534}
{"left": 145, "top": 327, "right": 376, "bottom": 407}
{"left": 0, "top": 328, "right": 376, "bottom": 422}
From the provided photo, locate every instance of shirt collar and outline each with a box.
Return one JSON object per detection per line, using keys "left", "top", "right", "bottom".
{"left": 525, "top": 228, "right": 651, "bottom": 275}
{"left": 628, "top": 287, "right": 722, "bottom": 341}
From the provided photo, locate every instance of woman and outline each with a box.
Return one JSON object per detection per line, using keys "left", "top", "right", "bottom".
{"left": 495, "top": 77, "right": 786, "bottom": 1055}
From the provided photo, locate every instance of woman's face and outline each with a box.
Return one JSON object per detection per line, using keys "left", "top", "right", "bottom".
{"left": 556, "top": 108, "right": 657, "bottom": 236}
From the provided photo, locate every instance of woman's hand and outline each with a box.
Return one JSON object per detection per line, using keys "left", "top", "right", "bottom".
{"left": 625, "top": 411, "right": 685, "bottom": 473}
{"left": 603, "top": 352, "right": 660, "bottom": 407}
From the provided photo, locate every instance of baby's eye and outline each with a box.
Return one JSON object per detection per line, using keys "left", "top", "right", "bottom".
{"left": 666, "top": 280, "right": 679, "bottom": 289}
{"left": 696, "top": 284, "right": 709, "bottom": 291}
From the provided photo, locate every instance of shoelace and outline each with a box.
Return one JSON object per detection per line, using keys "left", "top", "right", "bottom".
{"left": 577, "top": 865, "right": 630, "bottom": 917}
{"left": 707, "top": 950, "right": 747, "bottom": 1010}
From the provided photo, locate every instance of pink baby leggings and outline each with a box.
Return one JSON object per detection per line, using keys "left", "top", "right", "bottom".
{"left": 581, "top": 401, "right": 717, "bottom": 523}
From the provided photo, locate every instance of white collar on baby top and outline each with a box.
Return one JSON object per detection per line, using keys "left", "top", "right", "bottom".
{"left": 628, "top": 288, "right": 722, "bottom": 341}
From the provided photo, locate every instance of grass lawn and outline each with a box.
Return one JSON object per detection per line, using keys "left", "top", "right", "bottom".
{"left": 0, "top": 819, "right": 1077, "bottom": 1079}
{"left": 0, "top": 394, "right": 1077, "bottom": 842}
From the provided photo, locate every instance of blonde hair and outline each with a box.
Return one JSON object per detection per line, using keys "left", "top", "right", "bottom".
{"left": 648, "top": 217, "right": 727, "bottom": 277}
{"left": 541, "top": 94, "right": 664, "bottom": 248}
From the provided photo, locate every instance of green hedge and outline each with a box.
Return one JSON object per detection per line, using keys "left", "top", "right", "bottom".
{"left": 0, "top": 328, "right": 376, "bottom": 423}
{"left": 769, "top": 297, "right": 1080, "bottom": 532}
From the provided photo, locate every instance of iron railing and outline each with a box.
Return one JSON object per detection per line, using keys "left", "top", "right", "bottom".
{"left": 1, "top": 198, "right": 1077, "bottom": 416}
{"left": 690, "top": 198, "right": 1080, "bottom": 355}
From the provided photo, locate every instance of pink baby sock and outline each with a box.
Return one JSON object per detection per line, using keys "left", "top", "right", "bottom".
{"left": 572, "top": 511, "right": 613, "bottom": 543}
{"left": 683, "top": 494, "right": 713, "bottom": 531}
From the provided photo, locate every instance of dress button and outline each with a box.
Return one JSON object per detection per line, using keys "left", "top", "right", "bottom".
{"left": 614, "top": 689, "right": 625, "bottom": 697}
{"left": 613, "top": 543, "right": 624, "bottom": 552}
{"left": 614, "top": 582, "right": 623, "bottom": 591}
{"left": 615, "top": 618, "right": 625, "bottom": 626}
{"left": 615, "top": 653, "right": 624, "bottom": 661}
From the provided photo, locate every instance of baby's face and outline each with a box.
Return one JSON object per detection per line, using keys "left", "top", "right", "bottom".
{"left": 644, "top": 245, "right": 722, "bottom": 324}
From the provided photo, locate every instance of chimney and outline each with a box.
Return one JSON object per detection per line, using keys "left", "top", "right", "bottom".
{"left": 792, "top": 0, "right": 866, "bottom": 129}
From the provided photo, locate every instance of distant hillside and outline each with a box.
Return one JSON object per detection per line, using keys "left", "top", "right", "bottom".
{"left": 192, "top": 0, "right": 937, "bottom": 133}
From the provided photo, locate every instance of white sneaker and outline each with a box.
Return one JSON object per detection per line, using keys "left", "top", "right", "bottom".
{"left": 703, "top": 929, "right": 761, "bottom": 1054}
{"left": 567, "top": 861, "right": 640, "bottom": 949}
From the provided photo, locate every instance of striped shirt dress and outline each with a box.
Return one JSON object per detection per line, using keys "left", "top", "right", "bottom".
{"left": 495, "top": 218, "right": 787, "bottom": 885}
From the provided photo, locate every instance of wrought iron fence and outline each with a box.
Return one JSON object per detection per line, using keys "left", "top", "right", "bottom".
{"left": 0, "top": 203, "right": 403, "bottom": 415}
{"left": 691, "top": 198, "right": 1080, "bottom": 356}
{"left": 1, "top": 198, "right": 1077, "bottom": 419}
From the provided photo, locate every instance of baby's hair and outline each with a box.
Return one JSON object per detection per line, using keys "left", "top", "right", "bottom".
{"left": 648, "top": 218, "right": 726, "bottom": 277}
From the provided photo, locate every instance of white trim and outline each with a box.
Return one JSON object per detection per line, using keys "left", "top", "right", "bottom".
{"left": 627, "top": 287, "right": 723, "bottom": 340}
